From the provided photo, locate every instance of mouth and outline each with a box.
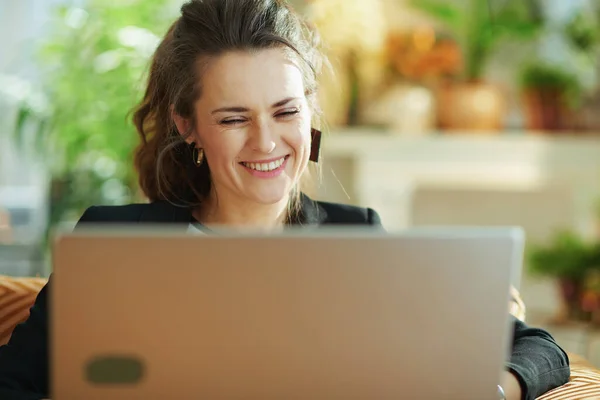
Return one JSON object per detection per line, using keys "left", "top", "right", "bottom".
{"left": 239, "top": 155, "right": 289, "bottom": 172}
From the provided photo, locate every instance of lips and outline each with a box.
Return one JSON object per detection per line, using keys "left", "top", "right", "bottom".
{"left": 240, "top": 155, "right": 288, "bottom": 172}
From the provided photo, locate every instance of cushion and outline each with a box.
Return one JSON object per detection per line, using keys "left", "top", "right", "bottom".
{"left": 0, "top": 276, "right": 47, "bottom": 345}
{"left": 537, "top": 353, "right": 600, "bottom": 400}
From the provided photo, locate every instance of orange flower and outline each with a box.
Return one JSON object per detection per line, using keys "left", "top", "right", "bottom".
{"left": 385, "top": 29, "right": 462, "bottom": 81}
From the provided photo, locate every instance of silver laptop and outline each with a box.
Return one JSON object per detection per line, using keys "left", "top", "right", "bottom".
{"left": 51, "top": 227, "right": 524, "bottom": 400}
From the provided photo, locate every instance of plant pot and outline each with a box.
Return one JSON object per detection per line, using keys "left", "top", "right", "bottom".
{"left": 522, "top": 88, "right": 572, "bottom": 132}
{"left": 436, "top": 81, "right": 506, "bottom": 132}
{"left": 362, "top": 82, "right": 436, "bottom": 134}
{"left": 578, "top": 94, "right": 600, "bottom": 131}
{"left": 556, "top": 278, "right": 595, "bottom": 323}
{"left": 556, "top": 278, "right": 582, "bottom": 322}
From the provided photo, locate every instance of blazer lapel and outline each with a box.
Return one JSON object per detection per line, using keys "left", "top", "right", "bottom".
{"left": 299, "top": 193, "right": 328, "bottom": 225}
{"left": 141, "top": 194, "right": 326, "bottom": 226}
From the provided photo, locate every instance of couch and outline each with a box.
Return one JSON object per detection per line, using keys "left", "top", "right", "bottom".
{"left": 0, "top": 275, "right": 599, "bottom": 399}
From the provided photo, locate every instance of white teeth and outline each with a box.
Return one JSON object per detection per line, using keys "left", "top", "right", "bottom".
{"left": 242, "top": 157, "right": 285, "bottom": 172}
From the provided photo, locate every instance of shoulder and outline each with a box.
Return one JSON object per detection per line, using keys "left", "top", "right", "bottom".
{"left": 313, "top": 200, "right": 382, "bottom": 226}
{"left": 77, "top": 201, "right": 192, "bottom": 225}
{"left": 77, "top": 203, "right": 151, "bottom": 224}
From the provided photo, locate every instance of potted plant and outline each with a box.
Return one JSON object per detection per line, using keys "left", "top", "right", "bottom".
{"left": 362, "top": 28, "right": 462, "bottom": 133}
{"left": 519, "top": 63, "right": 581, "bottom": 131}
{"left": 562, "top": 6, "right": 600, "bottom": 131}
{"left": 410, "top": 0, "right": 543, "bottom": 131}
{"left": 527, "top": 230, "right": 599, "bottom": 324}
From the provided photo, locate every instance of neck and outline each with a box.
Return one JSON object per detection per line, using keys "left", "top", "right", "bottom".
{"left": 195, "top": 190, "right": 290, "bottom": 231}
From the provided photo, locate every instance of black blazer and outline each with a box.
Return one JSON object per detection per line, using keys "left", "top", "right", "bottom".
{"left": 0, "top": 196, "right": 569, "bottom": 400}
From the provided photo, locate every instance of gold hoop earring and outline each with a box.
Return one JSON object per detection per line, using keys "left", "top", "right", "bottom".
{"left": 193, "top": 147, "right": 204, "bottom": 166}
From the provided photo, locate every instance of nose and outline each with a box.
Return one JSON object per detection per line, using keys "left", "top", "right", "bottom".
{"left": 250, "top": 121, "right": 276, "bottom": 154}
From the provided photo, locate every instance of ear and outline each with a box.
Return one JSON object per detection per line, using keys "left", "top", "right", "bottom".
{"left": 171, "top": 106, "right": 195, "bottom": 145}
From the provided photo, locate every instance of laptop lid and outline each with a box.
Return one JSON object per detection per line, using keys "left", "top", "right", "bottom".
{"left": 51, "top": 227, "right": 523, "bottom": 399}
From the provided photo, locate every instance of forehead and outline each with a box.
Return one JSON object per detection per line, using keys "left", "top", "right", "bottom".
{"left": 198, "top": 48, "right": 306, "bottom": 107}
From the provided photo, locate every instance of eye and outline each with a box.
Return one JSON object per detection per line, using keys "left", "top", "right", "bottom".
{"left": 275, "top": 108, "right": 300, "bottom": 119}
{"left": 220, "top": 118, "right": 246, "bottom": 126}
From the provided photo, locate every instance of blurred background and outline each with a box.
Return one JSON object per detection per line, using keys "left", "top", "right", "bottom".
{"left": 2, "top": 0, "right": 600, "bottom": 364}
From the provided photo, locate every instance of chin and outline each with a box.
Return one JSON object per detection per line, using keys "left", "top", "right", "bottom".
{"left": 245, "top": 183, "right": 293, "bottom": 206}
{"left": 249, "top": 191, "right": 290, "bottom": 206}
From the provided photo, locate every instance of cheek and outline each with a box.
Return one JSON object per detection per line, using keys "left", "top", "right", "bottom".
{"left": 290, "top": 127, "right": 309, "bottom": 146}
{"left": 289, "top": 113, "right": 312, "bottom": 155}
{"left": 201, "top": 132, "right": 243, "bottom": 165}
{"left": 282, "top": 127, "right": 310, "bottom": 162}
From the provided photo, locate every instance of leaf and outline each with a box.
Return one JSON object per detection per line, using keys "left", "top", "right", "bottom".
{"left": 31, "top": 0, "right": 173, "bottom": 217}
{"left": 13, "top": 106, "right": 29, "bottom": 149}
{"left": 527, "top": 231, "right": 593, "bottom": 281}
{"left": 409, "top": 0, "right": 464, "bottom": 33}
{"left": 33, "top": 117, "right": 52, "bottom": 158}
{"left": 412, "top": 0, "right": 544, "bottom": 80}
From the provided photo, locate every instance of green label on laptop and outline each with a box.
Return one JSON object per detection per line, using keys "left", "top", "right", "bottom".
{"left": 86, "top": 356, "right": 145, "bottom": 385}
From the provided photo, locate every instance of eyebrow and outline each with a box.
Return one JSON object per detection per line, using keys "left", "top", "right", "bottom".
{"left": 211, "top": 97, "right": 299, "bottom": 114}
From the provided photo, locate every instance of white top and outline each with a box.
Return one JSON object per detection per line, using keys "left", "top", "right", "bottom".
{"left": 187, "top": 223, "right": 207, "bottom": 235}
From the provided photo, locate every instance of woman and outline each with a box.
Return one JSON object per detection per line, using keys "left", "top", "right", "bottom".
{"left": 0, "top": 0, "right": 569, "bottom": 399}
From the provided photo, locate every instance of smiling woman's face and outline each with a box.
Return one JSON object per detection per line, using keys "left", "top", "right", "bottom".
{"left": 175, "top": 48, "right": 312, "bottom": 208}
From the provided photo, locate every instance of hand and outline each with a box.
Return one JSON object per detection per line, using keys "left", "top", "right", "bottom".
{"left": 501, "top": 371, "right": 523, "bottom": 400}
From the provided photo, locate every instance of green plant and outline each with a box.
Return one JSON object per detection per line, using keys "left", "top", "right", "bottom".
{"left": 564, "top": 5, "right": 600, "bottom": 97}
{"left": 527, "top": 230, "right": 594, "bottom": 282}
{"left": 519, "top": 62, "right": 582, "bottom": 108}
{"left": 528, "top": 230, "right": 600, "bottom": 323}
{"left": 564, "top": 6, "right": 600, "bottom": 56}
{"left": 410, "top": 0, "right": 543, "bottom": 81}
{"left": 11, "top": 0, "right": 176, "bottom": 227}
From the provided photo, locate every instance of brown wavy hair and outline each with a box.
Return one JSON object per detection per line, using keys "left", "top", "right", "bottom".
{"left": 132, "top": 0, "right": 324, "bottom": 217}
